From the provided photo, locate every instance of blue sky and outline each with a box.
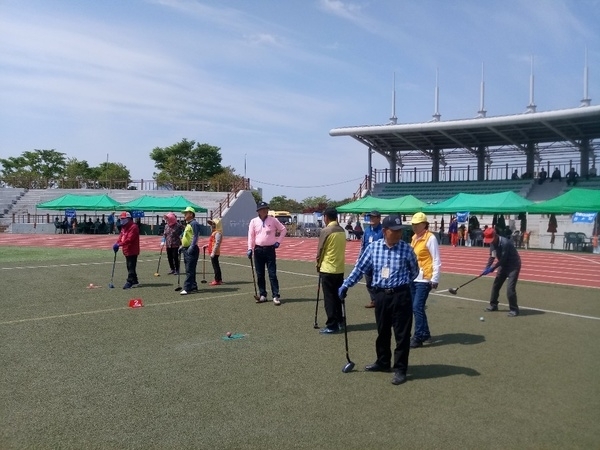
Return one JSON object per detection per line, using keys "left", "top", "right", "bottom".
{"left": 1, "top": 0, "right": 599, "bottom": 202}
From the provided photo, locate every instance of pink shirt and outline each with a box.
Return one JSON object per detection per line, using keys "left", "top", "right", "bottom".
{"left": 248, "top": 215, "right": 287, "bottom": 249}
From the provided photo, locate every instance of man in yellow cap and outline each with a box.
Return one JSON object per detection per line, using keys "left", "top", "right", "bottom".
{"left": 179, "top": 206, "right": 202, "bottom": 295}
{"left": 409, "top": 212, "right": 441, "bottom": 348}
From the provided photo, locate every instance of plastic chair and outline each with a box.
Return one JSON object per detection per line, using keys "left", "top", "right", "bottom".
{"left": 563, "top": 232, "right": 578, "bottom": 250}
{"left": 576, "top": 233, "right": 591, "bottom": 252}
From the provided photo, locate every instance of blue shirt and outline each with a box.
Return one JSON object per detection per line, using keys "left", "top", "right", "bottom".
{"left": 360, "top": 223, "right": 383, "bottom": 257}
{"left": 343, "top": 239, "right": 419, "bottom": 289}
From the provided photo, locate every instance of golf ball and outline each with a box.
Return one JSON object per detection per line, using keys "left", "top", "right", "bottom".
{"left": 480, "top": 316, "right": 485, "bottom": 321}
{"left": 226, "top": 331, "right": 232, "bottom": 338}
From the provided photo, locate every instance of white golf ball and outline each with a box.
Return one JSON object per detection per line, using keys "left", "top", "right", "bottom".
{"left": 480, "top": 316, "right": 485, "bottom": 321}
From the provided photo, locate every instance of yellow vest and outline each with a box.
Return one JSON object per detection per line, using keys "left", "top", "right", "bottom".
{"left": 411, "top": 230, "right": 434, "bottom": 280}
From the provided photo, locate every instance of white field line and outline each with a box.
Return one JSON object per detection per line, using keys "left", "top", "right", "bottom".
{"left": 2, "top": 263, "right": 597, "bottom": 324}
{"left": 430, "top": 291, "right": 600, "bottom": 321}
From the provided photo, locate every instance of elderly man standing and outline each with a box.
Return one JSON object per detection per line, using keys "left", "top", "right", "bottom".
{"left": 179, "top": 206, "right": 202, "bottom": 296}
{"left": 360, "top": 210, "right": 383, "bottom": 308}
{"left": 482, "top": 227, "right": 521, "bottom": 317}
{"left": 315, "top": 207, "right": 347, "bottom": 334}
{"left": 247, "top": 202, "right": 287, "bottom": 305}
{"left": 339, "top": 215, "right": 419, "bottom": 386}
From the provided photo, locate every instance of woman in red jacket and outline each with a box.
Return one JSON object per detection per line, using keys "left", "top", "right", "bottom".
{"left": 113, "top": 212, "right": 140, "bottom": 289}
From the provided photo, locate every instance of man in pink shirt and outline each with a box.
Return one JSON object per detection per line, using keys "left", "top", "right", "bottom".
{"left": 247, "top": 201, "right": 287, "bottom": 305}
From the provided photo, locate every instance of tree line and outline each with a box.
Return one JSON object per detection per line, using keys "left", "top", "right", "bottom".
{"left": 0, "top": 139, "right": 354, "bottom": 211}
{"left": 0, "top": 139, "right": 244, "bottom": 193}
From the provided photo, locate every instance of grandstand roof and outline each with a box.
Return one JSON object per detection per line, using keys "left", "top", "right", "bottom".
{"left": 330, "top": 105, "right": 600, "bottom": 158}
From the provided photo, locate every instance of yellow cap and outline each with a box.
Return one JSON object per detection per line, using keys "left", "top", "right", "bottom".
{"left": 410, "top": 212, "right": 428, "bottom": 225}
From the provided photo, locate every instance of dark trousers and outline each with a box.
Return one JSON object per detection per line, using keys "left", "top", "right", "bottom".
{"left": 183, "top": 245, "right": 199, "bottom": 291}
{"left": 490, "top": 266, "right": 520, "bottom": 312}
{"left": 211, "top": 255, "right": 222, "bottom": 282}
{"left": 365, "top": 272, "right": 376, "bottom": 302}
{"left": 321, "top": 273, "right": 344, "bottom": 329}
{"left": 373, "top": 286, "right": 413, "bottom": 373}
{"left": 254, "top": 246, "right": 279, "bottom": 297}
{"left": 125, "top": 255, "right": 138, "bottom": 284}
{"left": 167, "top": 247, "right": 180, "bottom": 272}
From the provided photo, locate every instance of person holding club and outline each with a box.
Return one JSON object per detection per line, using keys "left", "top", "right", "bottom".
{"left": 360, "top": 210, "right": 383, "bottom": 308}
{"left": 205, "top": 218, "right": 224, "bottom": 285}
{"left": 481, "top": 227, "right": 521, "bottom": 317}
{"left": 178, "top": 206, "right": 202, "bottom": 296}
{"left": 409, "top": 212, "right": 441, "bottom": 348}
{"left": 112, "top": 212, "right": 140, "bottom": 289}
{"left": 247, "top": 201, "right": 287, "bottom": 305}
{"left": 163, "top": 212, "right": 183, "bottom": 275}
{"left": 315, "top": 207, "right": 346, "bottom": 334}
{"left": 339, "top": 215, "right": 419, "bottom": 386}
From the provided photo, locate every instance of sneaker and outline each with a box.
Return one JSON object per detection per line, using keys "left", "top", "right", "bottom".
{"left": 507, "top": 310, "right": 519, "bottom": 317}
{"left": 256, "top": 296, "right": 268, "bottom": 303}
{"left": 179, "top": 290, "right": 188, "bottom": 295}
{"left": 168, "top": 270, "right": 176, "bottom": 275}
{"left": 319, "top": 327, "right": 338, "bottom": 334}
{"left": 485, "top": 305, "right": 498, "bottom": 312}
{"left": 131, "top": 283, "right": 140, "bottom": 288}
{"left": 209, "top": 280, "right": 222, "bottom": 286}
{"left": 123, "top": 282, "right": 132, "bottom": 289}
{"left": 365, "top": 300, "right": 375, "bottom": 308}
{"left": 273, "top": 296, "right": 281, "bottom": 306}
{"left": 410, "top": 338, "right": 423, "bottom": 349}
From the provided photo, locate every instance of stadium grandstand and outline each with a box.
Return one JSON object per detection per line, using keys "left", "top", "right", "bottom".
{"left": 330, "top": 60, "right": 600, "bottom": 203}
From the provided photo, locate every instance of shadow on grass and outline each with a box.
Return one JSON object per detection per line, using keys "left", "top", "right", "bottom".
{"left": 346, "top": 322, "right": 378, "bottom": 332}
{"left": 408, "top": 364, "right": 481, "bottom": 380}
{"left": 212, "top": 280, "right": 253, "bottom": 286}
{"left": 427, "top": 333, "right": 485, "bottom": 347}
{"left": 518, "top": 308, "right": 545, "bottom": 316}
{"left": 276, "top": 297, "right": 317, "bottom": 304}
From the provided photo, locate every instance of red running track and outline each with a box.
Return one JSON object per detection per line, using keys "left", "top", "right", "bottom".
{"left": 1, "top": 234, "right": 599, "bottom": 289}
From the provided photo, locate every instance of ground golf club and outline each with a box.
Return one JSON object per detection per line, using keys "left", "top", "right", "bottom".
{"left": 341, "top": 300, "right": 355, "bottom": 373}
{"left": 249, "top": 256, "right": 260, "bottom": 301}
{"left": 201, "top": 246, "right": 207, "bottom": 284}
{"left": 108, "top": 250, "right": 117, "bottom": 288}
{"left": 448, "top": 273, "right": 486, "bottom": 295}
{"left": 174, "top": 252, "right": 182, "bottom": 291}
{"left": 154, "top": 244, "right": 164, "bottom": 277}
{"left": 313, "top": 275, "right": 321, "bottom": 329}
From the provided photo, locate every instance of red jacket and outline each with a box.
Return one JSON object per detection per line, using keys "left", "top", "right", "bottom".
{"left": 117, "top": 221, "right": 140, "bottom": 256}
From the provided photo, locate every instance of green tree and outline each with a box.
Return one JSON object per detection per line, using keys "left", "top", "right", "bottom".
{"left": 94, "top": 162, "right": 131, "bottom": 189}
{"left": 150, "top": 139, "right": 224, "bottom": 190}
{"left": 62, "top": 158, "right": 93, "bottom": 189}
{"left": 209, "top": 166, "right": 247, "bottom": 192}
{"left": 0, "top": 149, "right": 66, "bottom": 188}
{"left": 301, "top": 195, "right": 331, "bottom": 213}
{"left": 251, "top": 190, "right": 262, "bottom": 205}
{"left": 269, "top": 195, "right": 303, "bottom": 212}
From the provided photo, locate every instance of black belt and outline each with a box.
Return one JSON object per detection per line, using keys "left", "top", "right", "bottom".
{"left": 373, "top": 285, "right": 409, "bottom": 294}
{"left": 255, "top": 245, "right": 274, "bottom": 249}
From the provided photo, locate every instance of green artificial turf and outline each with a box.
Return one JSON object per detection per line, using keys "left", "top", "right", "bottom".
{"left": 1, "top": 247, "right": 599, "bottom": 449}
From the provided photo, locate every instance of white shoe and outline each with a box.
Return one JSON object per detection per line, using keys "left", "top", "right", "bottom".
{"left": 180, "top": 290, "right": 188, "bottom": 295}
{"left": 273, "top": 296, "right": 281, "bottom": 306}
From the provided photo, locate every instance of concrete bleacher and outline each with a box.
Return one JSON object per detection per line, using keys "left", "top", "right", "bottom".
{"left": 0, "top": 188, "right": 26, "bottom": 218}
{"left": 372, "top": 179, "right": 533, "bottom": 203}
{"left": 7, "top": 189, "right": 229, "bottom": 218}
{"left": 561, "top": 177, "right": 600, "bottom": 193}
